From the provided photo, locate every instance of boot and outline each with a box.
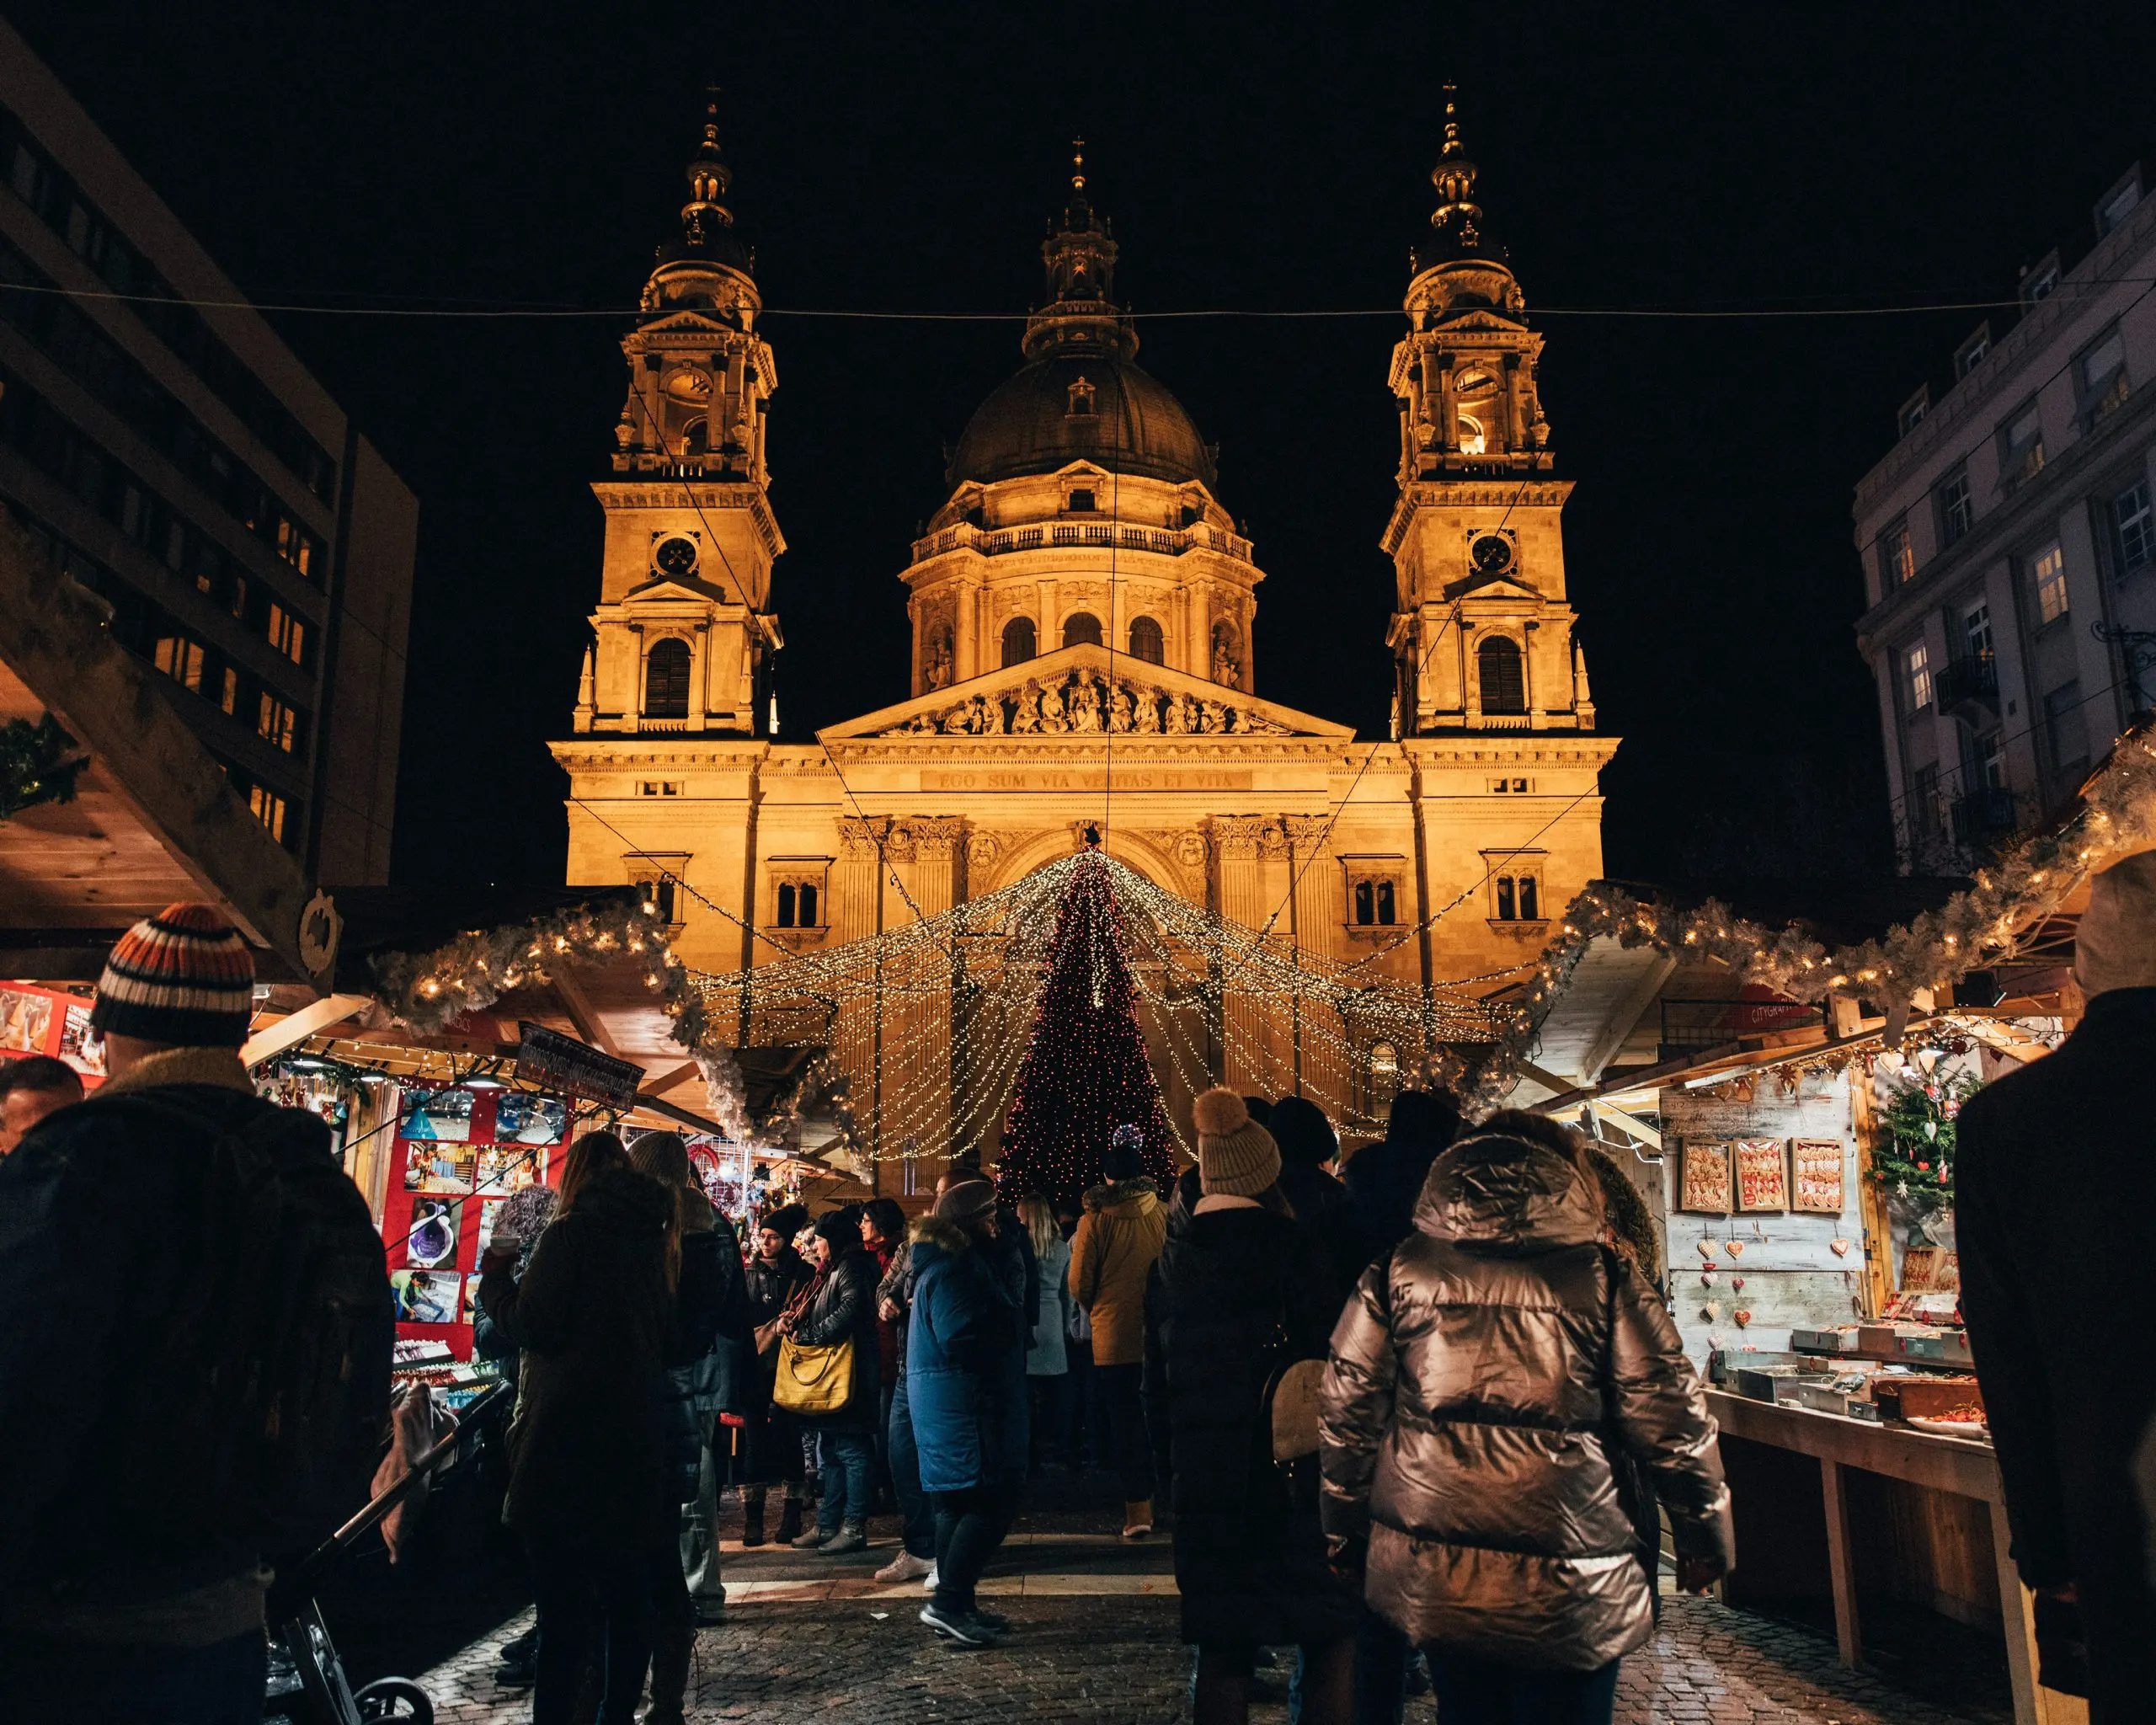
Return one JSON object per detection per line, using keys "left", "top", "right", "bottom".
{"left": 775, "top": 1493, "right": 803, "bottom": 1546}
{"left": 741, "top": 1486, "right": 768, "bottom": 1549}
{"left": 1122, "top": 1498, "right": 1154, "bottom": 1540}
{"left": 819, "top": 1520, "right": 867, "bottom": 1555}
{"left": 645, "top": 1614, "right": 692, "bottom": 1724}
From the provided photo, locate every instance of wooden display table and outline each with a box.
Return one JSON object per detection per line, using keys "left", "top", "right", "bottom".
{"left": 1707, "top": 1390, "right": 2084, "bottom": 1725}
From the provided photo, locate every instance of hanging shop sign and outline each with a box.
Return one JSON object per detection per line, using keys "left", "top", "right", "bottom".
{"left": 515, "top": 1021, "right": 643, "bottom": 1108}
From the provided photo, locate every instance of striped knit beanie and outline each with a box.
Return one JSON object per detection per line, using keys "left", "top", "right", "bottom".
{"left": 90, "top": 903, "right": 255, "bottom": 1047}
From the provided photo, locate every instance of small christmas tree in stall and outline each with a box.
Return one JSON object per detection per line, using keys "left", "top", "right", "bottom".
{"left": 994, "top": 849, "right": 1177, "bottom": 1211}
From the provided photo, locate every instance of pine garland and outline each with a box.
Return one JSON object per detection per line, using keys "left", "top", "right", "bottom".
{"left": 0, "top": 714, "right": 84, "bottom": 820}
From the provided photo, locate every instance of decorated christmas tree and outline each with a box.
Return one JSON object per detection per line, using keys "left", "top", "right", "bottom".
{"left": 994, "top": 850, "right": 1177, "bottom": 1210}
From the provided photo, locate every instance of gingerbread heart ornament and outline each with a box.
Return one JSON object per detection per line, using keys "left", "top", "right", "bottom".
{"left": 1724, "top": 1241, "right": 1745, "bottom": 1258}
{"left": 1697, "top": 1241, "right": 1717, "bottom": 1261}
{"left": 1732, "top": 1308, "right": 1753, "bottom": 1327}
{"left": 1829, "top": 1239, "right": 1851, "bottom": 1258}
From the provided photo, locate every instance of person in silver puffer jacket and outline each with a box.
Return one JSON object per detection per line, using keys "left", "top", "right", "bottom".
{"left": 1318, "top": 1111, "right": 1733, "bottom": 1717}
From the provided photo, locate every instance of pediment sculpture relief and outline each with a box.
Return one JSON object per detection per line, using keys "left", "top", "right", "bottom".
{"left": 883, "top": 665, "right": 1292, "bottom": 738}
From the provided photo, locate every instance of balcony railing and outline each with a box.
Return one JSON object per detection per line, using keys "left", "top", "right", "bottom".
{"left": 1935, "top": 650, "right": 1999, "bottom": 720}
{"left": 1951, "top": 786, "right": 2019, "bottom": 846}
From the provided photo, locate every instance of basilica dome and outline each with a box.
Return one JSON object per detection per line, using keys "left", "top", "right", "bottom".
{"left": 947, "top": 353, "right": 1216, "bottom": 490}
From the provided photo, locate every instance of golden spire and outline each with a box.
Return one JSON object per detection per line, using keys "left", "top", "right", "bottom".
{"left": 1428, "top": 83, "right": 1483, "bottom": 249}
{"left": 1071, "top": 135, "right": 1086, "bottom": 194}
{"left": 680, "top": 85, "right": 735, "bottom": 243}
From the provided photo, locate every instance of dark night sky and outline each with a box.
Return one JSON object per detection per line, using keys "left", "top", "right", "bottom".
{"left": 11, "top": 4, "right": 2153, "bottom": 889}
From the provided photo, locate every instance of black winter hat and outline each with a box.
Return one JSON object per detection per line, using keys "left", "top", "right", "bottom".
{"left": 813, "top": 1204, "right": 862, "bottom": 1248}
{"left": 1267, "top": 1095, "right": 1339, "bottom": 1169}
{"left": 760, "top": 1203, "right": 809, "bottom": 1242}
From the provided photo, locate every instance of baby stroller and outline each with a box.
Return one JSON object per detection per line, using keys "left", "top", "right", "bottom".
{"left": 267, "top": 1381, "right": 513, "bottom": 1722}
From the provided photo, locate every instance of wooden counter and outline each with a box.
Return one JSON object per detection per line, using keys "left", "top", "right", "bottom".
{"left": 1707, "top": 1391, "right": 2085, "bottom": 1725}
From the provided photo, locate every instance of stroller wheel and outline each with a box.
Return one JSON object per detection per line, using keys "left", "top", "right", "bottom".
{"left": 353, "top": 1677, "right": 434, "bottom": 1723}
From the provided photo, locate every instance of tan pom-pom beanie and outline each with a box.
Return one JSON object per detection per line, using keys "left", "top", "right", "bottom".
{"left": 1192, "top": 1087, "right": 1282, "bottom": 1198}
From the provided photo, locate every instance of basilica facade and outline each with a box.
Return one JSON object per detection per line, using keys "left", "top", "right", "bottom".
{"left": 553, "top": 99, "right": 1615, "bottom": 1163}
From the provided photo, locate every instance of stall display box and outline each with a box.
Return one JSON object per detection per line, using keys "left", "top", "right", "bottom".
{"left": 384, "top": 1087, "right": 567, "bottom": 1361}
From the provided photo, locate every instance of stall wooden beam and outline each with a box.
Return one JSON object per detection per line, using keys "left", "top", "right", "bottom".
{"left": 1707, "top": 1391, "right": 2080, "bottom": 1725}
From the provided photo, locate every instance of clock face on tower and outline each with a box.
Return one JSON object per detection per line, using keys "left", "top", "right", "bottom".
{"left": 1470, "top": 532, "right": 1514, "bottom": 576}
{"left": 654, "top": 536, "right": 699, "bottom": 579}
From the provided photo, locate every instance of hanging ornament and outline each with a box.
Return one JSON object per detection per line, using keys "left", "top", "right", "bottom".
{"left": 1733, "top": 1309, "right": 1753, "bottom": 1328}
{"left": 1724, "top": 1241, "right": 1745, "bottom": 1259}
{"left": 1829, "top": 1238, "right": 1851, "bottom": 1258}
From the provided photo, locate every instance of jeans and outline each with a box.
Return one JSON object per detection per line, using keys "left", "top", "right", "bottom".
{"left": 1096, "top": 1359, "right": 1155, "bottom": 1502}
{"left": 815, "top": 1428, "right": 876, "bottom": 1535}
{"left": 931, "top": 1480, "right": 1019, "bottom": 1614}
{"left": 0, "top": 1627, "right": 266, "bottom": 1723}
{"left": 886, "top": 1371, "right": 938, "bottom": 1558}
{"left": 680, "top": 1411, "right": 725, "bottom": 1604}
{"left": 1423, "top": 1651, "right": 1620, "bottom": 1725}
{"left": 529, "top": 1543, "right": 651, "bottom": 1725}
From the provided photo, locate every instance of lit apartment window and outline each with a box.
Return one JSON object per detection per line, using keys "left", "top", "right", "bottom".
{"left": 2112, "top": 482, "right": 2154, "bottom": 574}
{"left": 1963, "top": 601, "right": 1993, "bottom": 660}
{"left": 1878, "top": 520, "right": 1916, "bottom": 587}
{"left": 1936, "top": 468, "right": 1973, "bottom": 547}
{"left": 2044, "top": 681, "right": 2089, "bottom": 773}
{"left": 1955, "top": 325, "right": 1990, "bottom": 379}
{"left": 257, "top": 693, "right": 298, "bottom": 753}
{"left": 1976, "top": 730, "right": 2007, "bottom": 789}
{"left": 1999, "top": 399, "right": 2044, "bottom": 489}
{"left": 1904, "top": 642, "right": 1933, "bottom": 712}
{"left": 274, "top": 515, "right": 316, "bottom": 578}
{"left": 2079, "top": 326, "right": 2130, "bottom": 427}
{"left": 152, "top": 633, "right": 206, "bottom": 692}
{"left": 2031, "top": 542, "right": 2069, "bottom": 624}
{"left": 267, "top": 602, "right": 307, "bottom": 665}
{"left": 247, "top": 783, "right": 288, "bottom": 843}
{"left": 217, "top": 665, "right": 239, "bottom": 715}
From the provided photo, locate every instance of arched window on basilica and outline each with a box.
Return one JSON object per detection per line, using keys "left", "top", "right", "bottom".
{"left": 1351, "top": 877, "right": 1398, "bottom": 927}
{"left": 682, "top": 417, "right": 710, "bottom": 456}
{"left": 1456, "top": 412, "right": 1486, "bottom": 457}
{"left": 644, "top": 638, "right": 692, "bottom": 718}
{"left": 1478, "top": 635, "right": 1525, "bottom": 714}
{"left": 1366, "top": 1040, "right": 1401, "bottom": 1120}
{"left": 1002, "top": 616, "right": 1037, "bottom": 666}
{"left": 1064, "top": 611, "right": 1102, "bottom": 649}
{"left": 1129, "top": 615, "right": 1164, "bottom": 665}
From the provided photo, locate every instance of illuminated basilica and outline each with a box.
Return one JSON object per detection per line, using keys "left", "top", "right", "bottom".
{"left": 553, "top": 99, "right": 1616, "bottom": 1176}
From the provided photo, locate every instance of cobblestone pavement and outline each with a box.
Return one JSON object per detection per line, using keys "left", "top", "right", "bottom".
{"left": 415, "top": 1503, "right": 2004, "bottom": 1724}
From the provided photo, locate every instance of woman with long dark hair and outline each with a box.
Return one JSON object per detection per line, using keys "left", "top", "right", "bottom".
{"left": 478, "top": 1130, "right": 674, "bottom": 1725}
{"left": 780, "top": 1209, "right": 881, "bottom": 1553}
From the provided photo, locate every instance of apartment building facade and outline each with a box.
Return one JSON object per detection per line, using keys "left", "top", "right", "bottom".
{"left": 0, "top": 21, "right": 415, "bottom": 884}
{"left": 1854, "top": 162, "right": 2154, "bottom": 872}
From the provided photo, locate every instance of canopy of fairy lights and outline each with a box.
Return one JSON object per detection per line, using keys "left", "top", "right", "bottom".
{"left": 689, "top": 849, "right": 1496, "bottom": 1167}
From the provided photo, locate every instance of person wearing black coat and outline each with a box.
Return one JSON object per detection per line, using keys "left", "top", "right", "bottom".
{"left": 740, "top": 1205, "right": 814, "bottom": 1546}
{"left": 783, "top": 1209, "right": 883, "bottom": 1553}
{"left": 1959, "top": 854, "right": 2156, "bottom": 1722}
{"left": 1267, "top": 1096, "right": 1368, "bottom": 1302}
{"left": 1340, "top": 1087, "right": 1462, "bottom": 1262}
{"left": 478, "top": 1133, "right": 675, "bottom": 1725}
{"left": 1147, "top": 1090, "right": 1361, "bottom": 1725}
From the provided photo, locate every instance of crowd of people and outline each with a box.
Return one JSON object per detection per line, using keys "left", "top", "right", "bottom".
{"left": 4, "top": 889, "right": 2155, "bottom": 1725}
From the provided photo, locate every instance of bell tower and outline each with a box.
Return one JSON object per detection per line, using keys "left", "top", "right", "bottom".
{"left": 1383, "top": 91, "right": 1593, "bottom": 739}
{"left": 574, "top": 91, "right": 785, "bottom": 739}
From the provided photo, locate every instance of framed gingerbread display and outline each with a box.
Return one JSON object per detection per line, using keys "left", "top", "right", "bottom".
{"left": 1733, "top": 1139, "right": 1790, "bottom": 1212}
{"left": 1790, "top": 1139, "right": 1846, "bottom": 1215}
{"left": 1678, "top": 1140, "right": 1733, "bottom": 1214}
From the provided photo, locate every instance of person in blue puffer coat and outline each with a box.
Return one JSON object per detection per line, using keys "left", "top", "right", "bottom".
{"left": 906, "top": 1175, "right": 1027, "bottom": 1647}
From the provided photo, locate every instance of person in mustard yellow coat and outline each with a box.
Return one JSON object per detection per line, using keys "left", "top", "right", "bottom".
{"left": 1067, "top": 1124, "right": 1167, "bottom": 1538}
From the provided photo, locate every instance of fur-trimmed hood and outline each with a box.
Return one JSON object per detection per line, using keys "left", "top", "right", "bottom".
{"left": 909, "top": 1214, "right": 974, "bottom": 1258}
{"left": 1081, "top": 1177, "right": 1160, "bottom": 1217}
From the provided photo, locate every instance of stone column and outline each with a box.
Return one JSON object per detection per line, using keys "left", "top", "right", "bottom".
{"left": 1209, "top": 815, "right": 1286, "bottom": 1097}
{"left": 1283, "top": 814, "right": 1345, "bottom": 1114}
{"left": 955, "top": 581, "right": 978, "bottom": 683}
